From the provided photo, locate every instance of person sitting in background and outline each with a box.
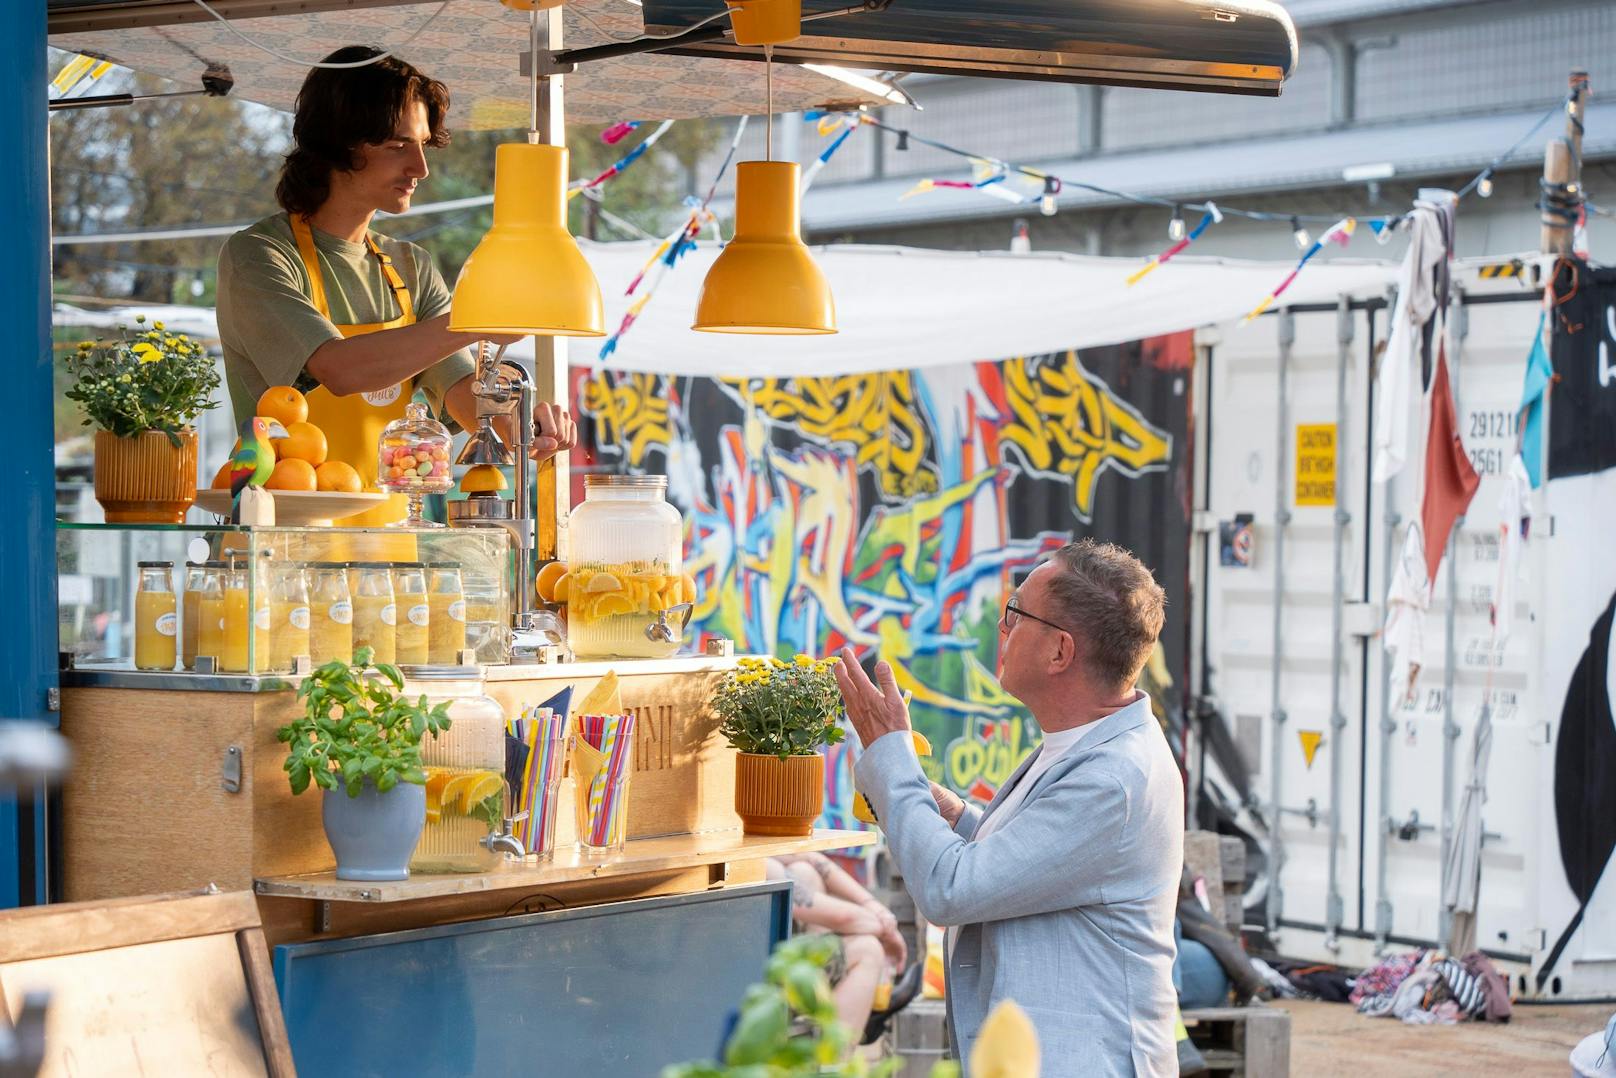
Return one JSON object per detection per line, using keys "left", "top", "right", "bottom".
{"left": 765, "top": 852, "right": 923, "bottom": 1044}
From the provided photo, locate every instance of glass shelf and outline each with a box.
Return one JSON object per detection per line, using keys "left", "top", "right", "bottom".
{"left": 58, "top": 522, "right": 513, "bottom": 674}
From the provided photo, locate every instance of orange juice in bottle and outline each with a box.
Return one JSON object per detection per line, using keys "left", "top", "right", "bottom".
{"left": 392, "top": 563, "right": 429, "bottom": 665}
{"left": 221, "top": 556, "right": 271, "bottom": 673}
{"left": 269, "top": 563, "right": 310, "bottom": 672}
{"left": 427, "top": 562, "right": 466, "bottom": 664}
{"left": 196, "top": 563, "right": 225, "bottom": 668}
{"left": 307, "top": 562, "right": 353, "bottom": 665}
{"left": 180, "top": 561, "right": 212, "bottom": 670}
{"left": 134, "top": 562, "right": 177, "bottom": 671}
{"left": 350, "top": 563, "right": 396, "bottom": 664}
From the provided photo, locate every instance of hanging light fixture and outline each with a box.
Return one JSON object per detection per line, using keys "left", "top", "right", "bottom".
{"left": 1167, "top": 206, "right": 1186, "bottom": 242}
{"left": 724, "top": 0, "right": 801, "bottom": 46}
{"left": 694, "top": 44, "right": 835, "bottom": 335}
{"left": 449, "top": 6, "right": 604, "bottom": 337}
{"left": 1291, "top": 216, "right": 1311, "bottom": 251}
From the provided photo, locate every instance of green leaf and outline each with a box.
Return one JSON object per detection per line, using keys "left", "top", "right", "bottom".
{"left": 376, "top": 770, "right": 398, "bottom": 793}
{"left": 723, "top": 992, "right": 789, "bottom": 1066}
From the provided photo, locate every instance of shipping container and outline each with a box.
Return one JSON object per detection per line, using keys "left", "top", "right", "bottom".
{"left": 1190, "top": 262, "right": 1616, "bottom": 1000}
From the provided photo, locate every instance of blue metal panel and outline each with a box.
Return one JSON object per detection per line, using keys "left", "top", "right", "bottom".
{"left": 274, "top": 882, "right": 792, "bottom": 1077}
{"left": 2, "top": 0, "right": 57, "bottom": 909}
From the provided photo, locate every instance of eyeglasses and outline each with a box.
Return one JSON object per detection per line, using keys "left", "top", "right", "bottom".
{"left": 1001, "top": 597, "right": 1073, "bottom": 637}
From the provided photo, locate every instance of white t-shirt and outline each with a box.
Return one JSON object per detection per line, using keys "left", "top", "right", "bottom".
{"left": 972, "top": 719, "right": 1103, "bottom": 842}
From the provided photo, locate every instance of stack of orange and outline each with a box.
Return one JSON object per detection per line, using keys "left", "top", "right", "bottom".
{"left": 210, "top": 386, "right": 361, "bottom": 493}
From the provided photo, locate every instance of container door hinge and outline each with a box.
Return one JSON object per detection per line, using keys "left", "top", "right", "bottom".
{"left": 221, "top": 745, "right": 242, "bottom": 793}
{"left": 1528, "top": 722, "right": 1552, "bottom": 746}
{"left": 45, "top": 687, "right": 60, "bottom": 713}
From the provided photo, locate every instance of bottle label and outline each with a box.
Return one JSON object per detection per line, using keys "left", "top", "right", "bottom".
{"left": 328, "top": 600, "right": 354, "bottom": 625}
{"left": 254, "top": 607, "right": 271, "bottom": 631}
{"left": 408, "top": 603, "right": 430, "bottom": 627}
{"left": 155, "top": 612, "right": 178, "bottom": 637}
{"left": 290, "top": 606, "right": 311, "bottom": 631}
{"left": 448, "top": 599, "right": 467, "bottom": 623}
{"left": 380, "top": 603, "right": 397, "bottom": 627}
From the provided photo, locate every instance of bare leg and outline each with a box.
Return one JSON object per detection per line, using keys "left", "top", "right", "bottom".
{"left": 833, "top": 933, "right": 884, "bottom": 1035}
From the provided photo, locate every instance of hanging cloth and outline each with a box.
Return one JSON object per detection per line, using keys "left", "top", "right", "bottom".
{"left": 290, "top": 214, "right": 415, "bottom": 527}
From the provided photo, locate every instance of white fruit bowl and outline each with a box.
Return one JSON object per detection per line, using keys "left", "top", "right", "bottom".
{"left": 193, "top": 489, "right": 390, "bottom": 526}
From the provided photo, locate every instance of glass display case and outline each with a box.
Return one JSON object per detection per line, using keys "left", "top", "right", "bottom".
{"left": 57, "top": 523, "right": 513, "bottom": 678}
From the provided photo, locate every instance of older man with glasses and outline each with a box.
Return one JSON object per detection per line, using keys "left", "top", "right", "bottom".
{"left": 834, "top": 538, "right": 1182, "bottom": 1076}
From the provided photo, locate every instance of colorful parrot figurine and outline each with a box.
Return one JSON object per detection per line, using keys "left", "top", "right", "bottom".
{"left": 229, "top": 415, "right": 288, "bottom": 524}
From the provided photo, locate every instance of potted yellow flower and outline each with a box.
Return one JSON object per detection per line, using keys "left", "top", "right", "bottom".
{"left": 64, "top": 315, "right": 219, "bottom": 523}
{"left": 715, "top": 654, "right": 846, "bottom": 837}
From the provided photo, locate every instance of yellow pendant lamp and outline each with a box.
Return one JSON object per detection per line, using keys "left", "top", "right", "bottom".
{"left": 450, "top": 142, "right": 605, "bottom": 337}
{"left": 692, "top": 160, "right": 834, "bottom": 334}
{"left": 725, "top": 0, "right": 801, "bottom": 46}
{"left": 693, "top": 42, "right": 835, "bottom": 335}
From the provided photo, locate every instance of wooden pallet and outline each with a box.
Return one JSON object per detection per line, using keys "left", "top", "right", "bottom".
{"left": 1183, "top": 1005, "right": 1290, "bottom": 1078}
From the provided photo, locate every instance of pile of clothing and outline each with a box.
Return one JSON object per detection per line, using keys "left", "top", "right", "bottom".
{"left": 1350, "top": 949, "right": 1512, "bottom": 1025}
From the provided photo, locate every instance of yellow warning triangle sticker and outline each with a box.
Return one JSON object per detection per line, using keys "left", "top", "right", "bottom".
{"left": 1298, "top": 730, "right": 1324, "bottom": 769}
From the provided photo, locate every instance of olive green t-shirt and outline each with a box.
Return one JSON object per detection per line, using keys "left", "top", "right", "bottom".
{"left": 215, "top": 212, "right": 474, "bottom": 429}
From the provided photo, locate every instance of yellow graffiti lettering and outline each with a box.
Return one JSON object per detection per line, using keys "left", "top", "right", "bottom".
{"left": 1000, "top": 352, "right": 1172, "bottom": 522}
{"left": 726, "top": 373, "right": 938, "bottom": 497}
{"left": 582, "top": 372, "right": 672, "bottom": 469}
{"left": 944, "top": 717, "right": 1035, "bottom": 798}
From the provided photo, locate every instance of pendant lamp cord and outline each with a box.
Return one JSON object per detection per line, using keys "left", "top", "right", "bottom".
{"left": 765, "top": 44, "right": 774, "bottom": 161}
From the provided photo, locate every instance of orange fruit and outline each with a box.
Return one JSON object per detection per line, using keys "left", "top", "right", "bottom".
{"left": 210, "top": 459, "right": 232, "bottom": 489}
{"left": 594, "top": 593, "right": 633, "bottom": 619}
{"left": 552, "top": 572, "right": 571, "bottom": 604}
{"left": 461, "top": 464, "right": 508, "bottom": 494}
{"left": 278, "top": 421, "right": 328, "bottom": 466}
{"left": 315, "top": 460, "right": 362, "bottom": 493}
{"left": 266, "top": 458, "right": 317, "bottom": 491}
{"left": 257, "top": 386, "right": 308, "bottom": 428}
{"left": 680, "top": 572, "right": 698, "bottom": 604}
{"left": 535, "top": 561, "right": 568, "bottom": 603}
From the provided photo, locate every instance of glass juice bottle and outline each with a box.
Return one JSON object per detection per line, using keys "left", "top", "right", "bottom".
{"left": 196, "top": 562, "right": 226, "bottom": 668}
{"left": 408, "top": 666, "right": 507, "bottom": 874}
{"left": 180, "top": 562, "right": 209, "bottom": 671}
{"left": 427, "top": 562, "right": 467, "bottom": 665}
{"left": 269, "top": 562, "right": 310, "bottom": 672}
{"left": 567, "top": 474, "right": 684, "bottom": 659}
{"left": 220, "top": 555, "right": 270, "bottom": 673}
{"left": 134, "top": 561, "right": 177, "bottom": 671}
{"left": 350, "top": 563, "right": 396, "bottom": 664}
{"left": 392, "top": 562, "right": 429, "bottom": 666}
{"left": 307, "top": 562, "right": 353, "bottom": 665}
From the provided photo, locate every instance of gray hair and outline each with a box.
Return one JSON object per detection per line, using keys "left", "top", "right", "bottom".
{"left": 1044, "top": 538, "right": 1166, "bottom": 689}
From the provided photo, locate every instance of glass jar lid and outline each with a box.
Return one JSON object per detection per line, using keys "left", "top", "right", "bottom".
{"left": 584, "top": 474, "right": 667, "bottom": 492}
{"left": 397, "top": 663, "right": 482, "bottom": 680}
{"left": 136, "top": 560, "right": 173, "bottom": 568}
{"left": 307, "top": 561, "right": 351, "bottom": 569}
{"left": 427, "top": 561, "right": 462, "bottom": 570}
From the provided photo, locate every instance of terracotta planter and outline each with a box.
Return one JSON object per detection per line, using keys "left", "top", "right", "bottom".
{"left": 94, "top": 429, "right": 198, "bottom": 524}
{"left": 735, "top": 752, "right": 824, "bottom": 837}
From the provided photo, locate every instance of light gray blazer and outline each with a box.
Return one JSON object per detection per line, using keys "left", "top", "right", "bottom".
{"left": 854, "top": 696, "right": 1183, "bottom": 1077}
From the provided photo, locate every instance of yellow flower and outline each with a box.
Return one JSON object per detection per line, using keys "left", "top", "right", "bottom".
{"left": 153, "top": 321, "right": 165, "bottom": 331}
{"left": 770, "top": 657, "right": 785, "bottom": 669}
{"left": 76, "top": 340, "right": 93, "bottom": 352}
{"left": 131, "top": 342, "right": 161, "bottom": 363}
{"left": 794, "top": 655, "right": 813, "bottom": 668}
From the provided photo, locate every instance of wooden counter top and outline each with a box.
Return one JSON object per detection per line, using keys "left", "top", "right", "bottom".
{"left": 255, "top": 828, "right": 873, "bottom": 904}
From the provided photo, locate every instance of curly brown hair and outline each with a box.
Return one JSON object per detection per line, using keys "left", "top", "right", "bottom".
{"left": 275, "top": 46, "right": 451, "bottom": 217}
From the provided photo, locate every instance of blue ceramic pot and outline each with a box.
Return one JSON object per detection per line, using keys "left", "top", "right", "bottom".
{"left": 321, "top": 779, "right": 426, "bottom": 881}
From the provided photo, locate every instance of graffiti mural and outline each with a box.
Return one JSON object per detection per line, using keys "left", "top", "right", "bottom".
{"left": 571, "top": 334, "right": 1193, "bottom": 823}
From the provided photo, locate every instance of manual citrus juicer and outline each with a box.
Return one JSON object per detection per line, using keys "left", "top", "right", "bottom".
{"left": 446, "top": 341, "right": 565, "bottom": 660}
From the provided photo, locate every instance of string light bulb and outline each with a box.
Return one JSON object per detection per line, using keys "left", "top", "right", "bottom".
{"left": 1040, "top": 176, "right": 1060, "bottom": 217}
{"left": 1291, "top": 216, "right": 1311, "bottom": 251}
{"left": 1478, "top": 172, "right": 1494, "bottom": 198}
{"left": 1168, "top": 206, "right": 1186, "bottom": 242}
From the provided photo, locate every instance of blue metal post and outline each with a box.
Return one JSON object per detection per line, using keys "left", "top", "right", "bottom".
{"left": 2, "top": 3, "right": 57, "bottom": 908}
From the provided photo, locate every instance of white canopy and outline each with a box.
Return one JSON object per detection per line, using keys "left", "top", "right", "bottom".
{"left": 57, "top": 242, "right": 1403, "bottom": 377}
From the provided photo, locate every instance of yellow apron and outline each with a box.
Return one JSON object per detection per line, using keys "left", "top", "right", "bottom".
{"left": 290, "top": 216, "right": 418, "bottom": 559}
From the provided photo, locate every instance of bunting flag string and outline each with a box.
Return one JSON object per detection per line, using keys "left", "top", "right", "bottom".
{"left": 1125, "top": 203, "right": 1223, "bottom": 286}
{"left": 800, "top": 114, "right": 867, "bottom": 195}
{"left": 1240, "top": 217, "right": 1358, "bottom": 324}
{"left": 600, "top": 120, "right": 641, "bottom": 145}
{"left": 598, "top": 116, "right": 748, "bottom": 362}
{"left": 569, "top": 119, "right": 676, "bottom": 201}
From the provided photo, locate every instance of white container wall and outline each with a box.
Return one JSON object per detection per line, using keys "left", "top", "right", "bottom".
{"left": 1193, "top": 272, "right": 1616, "bottom": 1000}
